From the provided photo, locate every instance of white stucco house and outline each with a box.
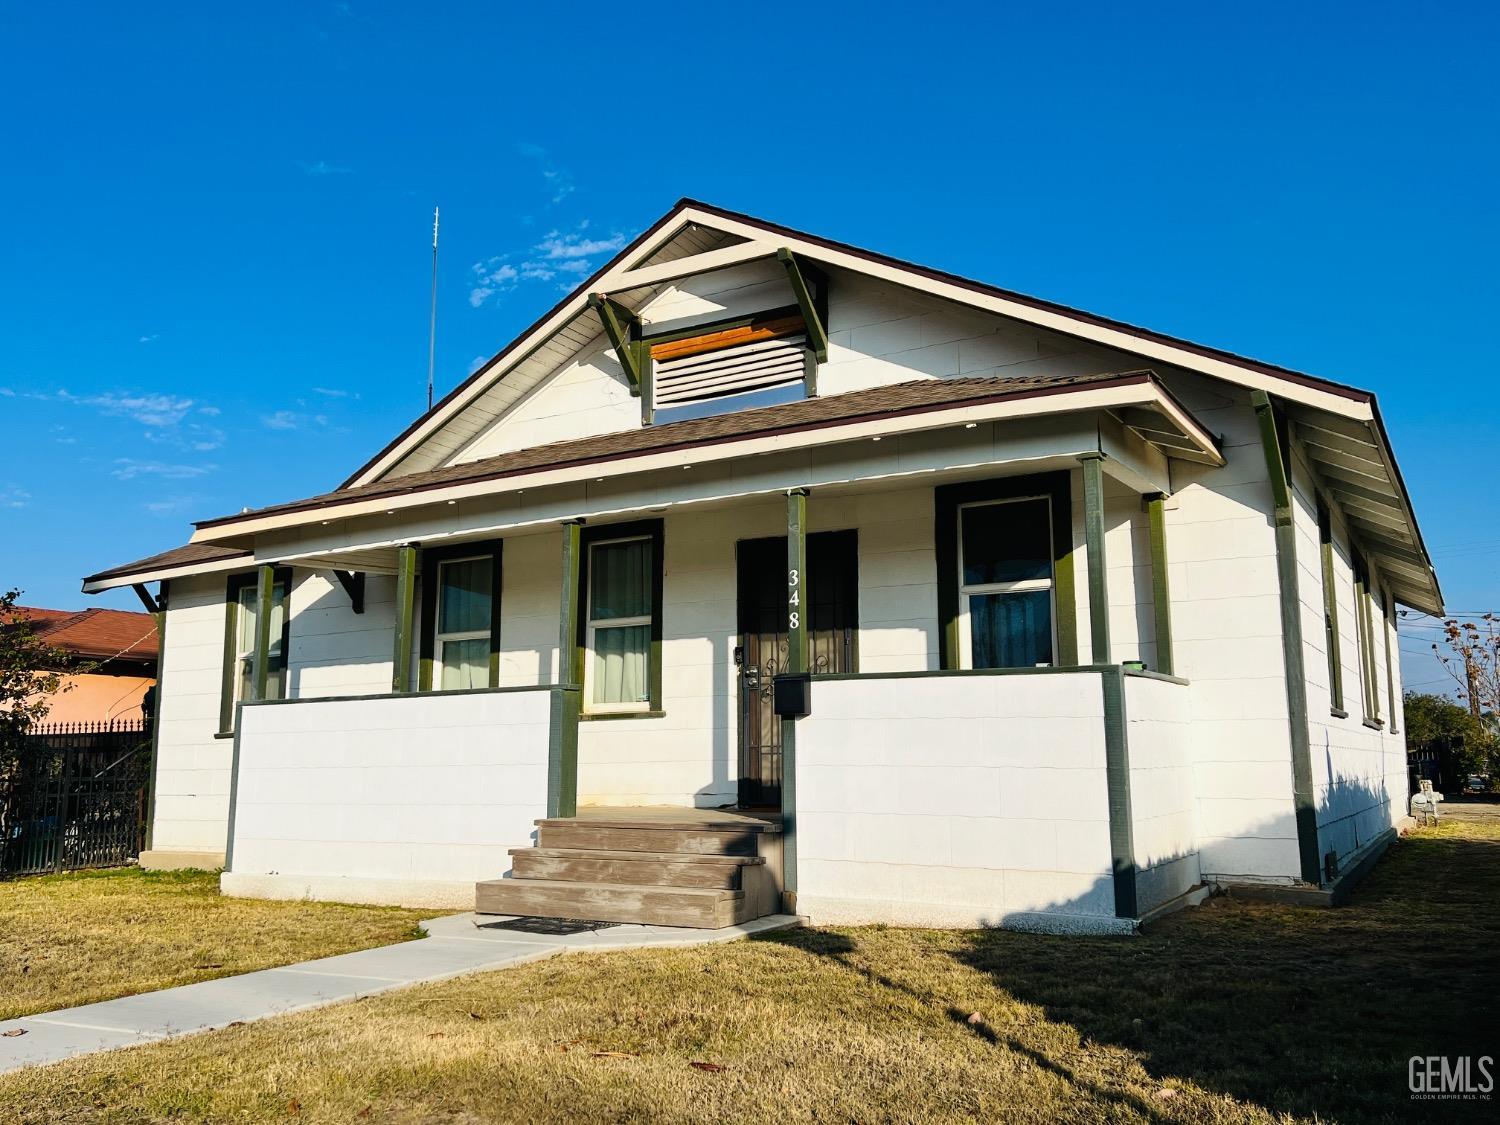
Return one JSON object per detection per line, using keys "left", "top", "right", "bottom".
{"left": 84, "top": 200, "right": 1439, "bottom": 934}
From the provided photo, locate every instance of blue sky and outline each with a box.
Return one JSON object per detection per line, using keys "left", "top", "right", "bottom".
{"left": 1, "top": 1, "right": 1494, "bottom": 696}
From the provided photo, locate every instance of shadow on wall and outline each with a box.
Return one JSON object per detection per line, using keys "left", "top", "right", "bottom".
{"left": 801, "top": 774, "right": 1400, "bottom": 936}
{"left": 1316, "top": 741, "right": 1406, "bottom": 872}
{"left": 754, "top": 806, "right": 1494, "bottom": 1123}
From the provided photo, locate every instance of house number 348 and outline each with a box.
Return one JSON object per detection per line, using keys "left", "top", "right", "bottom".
{"left": 788, "top": 567, "right": 800, "bottom": 631}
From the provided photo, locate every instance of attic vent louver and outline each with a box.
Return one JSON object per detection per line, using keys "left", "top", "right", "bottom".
{"left": 652, "top": 334, "right": 809, "bottom": 408}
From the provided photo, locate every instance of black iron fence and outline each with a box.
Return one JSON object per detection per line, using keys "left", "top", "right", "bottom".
{"left": 0, "top": 720, "right": 153, "bottom": 877}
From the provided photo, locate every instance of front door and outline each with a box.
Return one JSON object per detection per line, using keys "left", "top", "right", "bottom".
{"left": 736, "top": 530, "right": 858, "bottom": 807}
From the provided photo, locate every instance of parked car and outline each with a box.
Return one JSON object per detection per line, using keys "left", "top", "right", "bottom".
{"left": 1464, "top": 775, "right": 1490, "bottom": 794}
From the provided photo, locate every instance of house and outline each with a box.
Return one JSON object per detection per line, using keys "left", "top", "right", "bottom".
{"left": 80, "top": 200, "right": 1438, "bottom": 933}
{"left": 8, "top": 606, "right": 159, "bottom": 726}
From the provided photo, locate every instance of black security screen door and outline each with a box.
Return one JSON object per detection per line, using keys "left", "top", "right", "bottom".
{"left": 736, "top": 530, "right": 857, "bottom": 807}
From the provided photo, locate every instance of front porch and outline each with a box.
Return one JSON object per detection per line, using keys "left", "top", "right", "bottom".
{"left": 204, "top": 374, "right": 1218, "bottom": 932}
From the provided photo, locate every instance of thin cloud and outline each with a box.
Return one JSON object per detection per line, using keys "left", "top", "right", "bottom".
{"left": 519, "top": 143, "right": 574, "bottom": 204}
{"left": 138, "top": 334, "right": 159, "bottom": 344}
{"left": 142, "top": 495, "right": 201, "bottom": 515}
{"left": 301, "top": 160, "right": 353, "bottom": 176}
{"left": 262, "top": 410, "right": 329, "bottom": 431}
{"left": 311, "top": 386, "right": 358, "bottom": 399}
{"left": 58, "top": 390, "right": 196, "bottom": 427}
{"left": 468, "top": 223, "right": 626, "bottom": 308}
{"left": 112, "top": 459, "right": 216, "bottom": 481}
{"left": 0, "top": 483, "right": 29, "bottom": 508}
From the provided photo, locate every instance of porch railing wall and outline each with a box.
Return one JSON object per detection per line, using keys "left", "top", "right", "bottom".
{"left": 1122, "top": 674, "right": 1199, "bottom": 913}
{"left": 794, "top": 669, "right": 1123, "bottom": 931}
{"left": 221, "top": 686, "right": 556, "bottom": 908}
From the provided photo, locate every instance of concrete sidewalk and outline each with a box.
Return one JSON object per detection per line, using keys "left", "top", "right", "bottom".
{"left": 0, "top": 912, "right": 800, "bottom": 1075}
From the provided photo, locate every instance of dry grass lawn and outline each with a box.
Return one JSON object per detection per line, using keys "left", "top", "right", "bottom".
{"left": 2, "top": 808, "right": 1497, "bottom": 1123}
{"left": 0, "top": 867, "right": 428, "bottom": 1020}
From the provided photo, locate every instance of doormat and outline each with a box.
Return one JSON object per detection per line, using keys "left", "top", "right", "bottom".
{"left": 478, "top": 916, "right": 623, "bottom": 936}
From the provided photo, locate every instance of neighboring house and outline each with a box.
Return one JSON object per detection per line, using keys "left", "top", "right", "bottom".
{"left": 81, "top": 201, "right": 1437, "bottom": 933}
{"left": 10, "top": 606, "right": 159, "bottom": 725}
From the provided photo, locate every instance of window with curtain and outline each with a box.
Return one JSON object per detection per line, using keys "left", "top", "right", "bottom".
{"left": 957, "top": 496, "right": 1055, "bottom": 669}
{"left": 586, "top": 536, "right": 654, "bottom": 711}
{"left": 435, "top": 556, "right": 494, "bottom": 690}
{"left": 233, "top": 581, "right": 287, "bottom": 704}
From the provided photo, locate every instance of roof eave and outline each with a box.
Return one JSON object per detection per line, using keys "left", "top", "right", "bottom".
{"left": 188, "top": 375, "right": 1214, "bottom": 545}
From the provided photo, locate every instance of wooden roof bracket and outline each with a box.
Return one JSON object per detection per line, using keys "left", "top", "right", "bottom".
{"left": 777, "top": 248, "right": 830, "bottom": 366}
{"left": 587, "top": 293, "right": 645, "bottom": 397}
{"left": 334, "top": 569, "right": 366, "bottom": 614}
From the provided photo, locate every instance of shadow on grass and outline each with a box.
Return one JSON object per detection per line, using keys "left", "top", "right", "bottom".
{"left": 759, "top": 806, "right": 1500, "bottom": 1122}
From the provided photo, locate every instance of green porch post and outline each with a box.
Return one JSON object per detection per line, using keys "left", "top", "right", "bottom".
{"left": 251, "top": 564, "right": 275, "bottom": 701}
{"left": 1252, "top": 389, "right": 1323, "bottom": 885}
{"left": 391, "top": 544, "right": 418, "bottom": 692}
{"left": 1080, "top": 453, "right": 1111, "bottom": 664}
{"left": 782, "top": 488, "right": 809, "bottom": 908}
{"left": 550, "top": 519, "right": 583, "bottom": 819}
{"left": 1146, "top": 493, "right": 1174, "bottom": 677}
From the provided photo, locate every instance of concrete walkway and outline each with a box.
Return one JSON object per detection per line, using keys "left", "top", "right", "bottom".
{"left": 0, "top": 912, "right": 800, "bottom": 1075}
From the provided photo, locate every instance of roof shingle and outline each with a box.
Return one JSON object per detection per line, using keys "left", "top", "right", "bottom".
{"left": 197, "top": 371, "right": 1156, "bottom": 529}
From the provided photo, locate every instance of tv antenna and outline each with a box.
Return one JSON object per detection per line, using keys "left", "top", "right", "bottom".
{"left": 427, "top": 206, "right": 440, "bottom": 410}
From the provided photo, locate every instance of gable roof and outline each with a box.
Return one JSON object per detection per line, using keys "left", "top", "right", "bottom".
{"left": 345, "top": 198, "right": 1376, "bottom": 490}
{"left": 12, "top": 606, "right": 159, "bottom": 664}
{"left": 81, "top": 200, "right": 1441, "bottom": 613}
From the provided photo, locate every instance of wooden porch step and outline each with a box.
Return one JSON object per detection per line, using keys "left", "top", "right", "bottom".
{"left": 509, "top": 847, "right": 764, "bottom": 890}
{"left": 537, "top": 812, "right": 780, "bottom": 833}
{"left": 536, "top": 823, "right": 764, "bottom": 856}
{"left": 475, "top": 877, "right": 747, "bottom": 929}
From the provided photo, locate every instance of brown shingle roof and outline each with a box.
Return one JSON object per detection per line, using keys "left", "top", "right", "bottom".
{"left": 198, "top": 371, "right": 1159, "bottom": 529}
{"left": 83, "top": 543, "right": 250, "bottom": 586}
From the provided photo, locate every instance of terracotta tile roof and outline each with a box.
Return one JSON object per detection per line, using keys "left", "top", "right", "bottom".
{"left": 198, "top": 371, "right": 1160, "bottom": 529}
{"left": 82, "top": 543, "right": 250, "bottom": 586}
{"left": 12, "top": 606, "right": 159, "bottom": 662}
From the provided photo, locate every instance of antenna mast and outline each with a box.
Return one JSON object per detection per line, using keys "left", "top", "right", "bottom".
{"left": 427, "top": 206, "right": 440, "bottom": 410}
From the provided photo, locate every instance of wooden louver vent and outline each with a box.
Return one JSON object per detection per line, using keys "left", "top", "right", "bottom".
{"left": 649, "top": 311, "right": 808, "bottom": 408}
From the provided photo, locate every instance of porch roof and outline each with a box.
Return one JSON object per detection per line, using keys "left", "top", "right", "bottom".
{"left": 82, "top": 543, "right": 250, "bottom": 592}
{"left": 181, "top": 371, "right": 1217, "bottom": 546}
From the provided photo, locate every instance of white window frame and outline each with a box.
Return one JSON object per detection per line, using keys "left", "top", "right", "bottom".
{"left": 584, "top": 534, "right": 654, "bottom": 714}
{"left": 956, "top": 496, "right": 1057, "bottom": 670}
{"left": 433, "top": 554, "right": 495, "bottom": 691}
{"left": 232, "top": 580, "right": 286, "bottom": 708}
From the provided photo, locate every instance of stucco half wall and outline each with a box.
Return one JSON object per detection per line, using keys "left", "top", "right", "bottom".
{"left": 792, "top": 671, "right": 1134, "bottom": 934}
{"left": 220, "top": 688, "right": 553, "bottom": 909}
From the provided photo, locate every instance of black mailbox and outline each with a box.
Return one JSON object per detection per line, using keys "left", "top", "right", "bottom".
{"left": 773, "top": 673, "right": 811, "bottom": 718}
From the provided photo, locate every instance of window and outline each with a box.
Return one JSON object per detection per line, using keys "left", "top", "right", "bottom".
{"left": 956, "top": 497, "right": 1056, "bottom": 668}
{"left": 1317, "top": 497, "right": 1346, "bottom": 714}
{"left": 1384, "top": 591, "right": 1400, "bottom": 733}
{"left": 1353, "top": 551, "right": 1381, "bottom": 723}
{"left": 419, "top": 541, "right": 502, "bottom": 692}
{"left": 435, "top": 557, "right": 494, "bottom": 689}
{"left": 935, "top": 473, "right": 1076, "bottom": 671}
{"left": 587, "top": 537, "right": 654, "bottom": 710}
{"left": 577, "top": 520, "right": 664, "bottom": 715}
{"left": 220, "top": 570, "right": 290, "bottom": 733}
